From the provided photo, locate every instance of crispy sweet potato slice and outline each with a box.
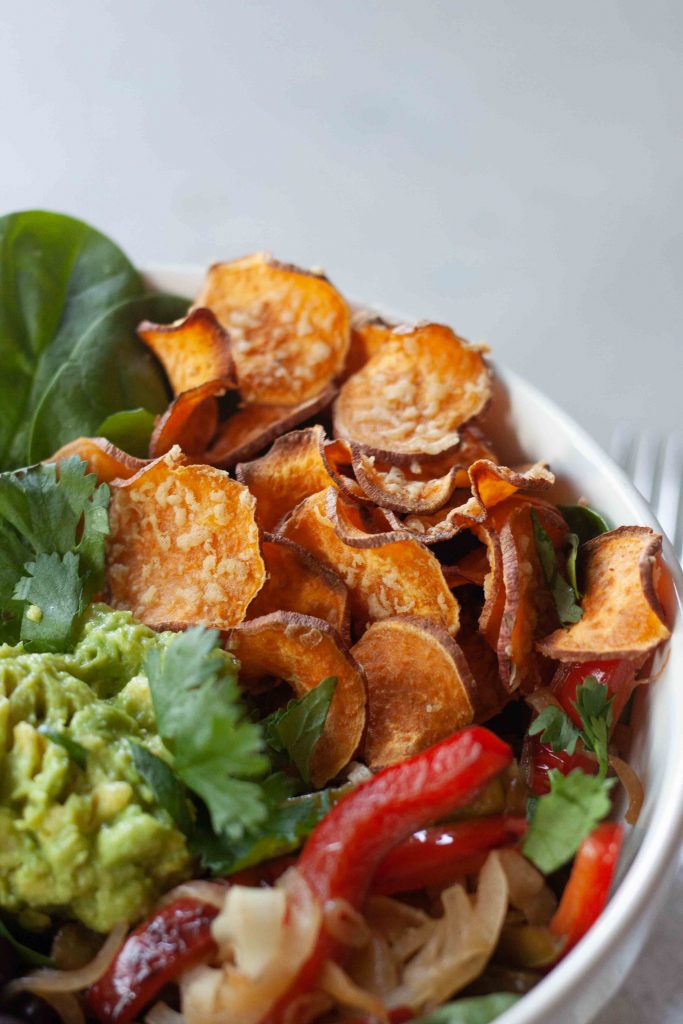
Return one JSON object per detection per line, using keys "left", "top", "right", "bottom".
{"left": 537, "top": 526, "right": 671, "bottom": 662}
{"left": 457, "top": 606, "right": 511, "bottom": 723}
{"left": 342, "top": 311, "right": 397, "bottom": 378}
{"left": 246, "top": 535, "right": 351, "bottom": 644}
{"left": 138, "top": 308, "right": 235, "bottom": 396}
{"left": 106, "top": 448, "right": 265, "bottom": 630}
{"left": 278, "top": 488, "right": 460, "bottom": 635}
{"left": 149, "top": 379, "right": 231, "bottom": 458}
{"left": 46, "top": 437, "right": 148, "bottom": 483}
{"left": 193, "top": 253, "right": 350, "bottom": 406}
{"left": 350, "top": 444, "right": 460, "bottom": 515}
{"left": 205, "top": 385, "right": 335, "bottom": 468}
{"left": 236, "top": 426, "right": 334, "bottom": 532}
{"left": 470, "top": 460, "right": 555, "bottom": 510}
{"left": 442, "top": 546, "right": 489, "bottom": 588}
{"left": 226, "top": 612, "right": 365, "bottom": 786}
{"left": 319, "top": 436, "right": 366, "bottom": 502}
{"left": 496, "top": 503, "right": 564, "bottom": 691}
{"left": 351, "top": 617, "right": 475, "bottom": 767}
{"left": 333, "top": 322, "right": 491, "bottom": 458}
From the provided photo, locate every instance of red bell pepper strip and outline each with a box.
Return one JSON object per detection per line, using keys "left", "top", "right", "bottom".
{"left": 523, "top": 735, "right": 597, "bottom": 796}
{"left": 87, "top": 898, "right": 219, "bottom": 1024}
{"left": 262, "top": 725, "right": 513, "bottom": 1024}
{"left": 550, "top": 822, "right": 623, "bottom": 954}
{"left": 372, "top": 815, "right": 527, "bottom": 895}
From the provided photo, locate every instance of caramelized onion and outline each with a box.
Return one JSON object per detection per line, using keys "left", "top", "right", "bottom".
{"left": 5, "top": 923, "right": 126, "bottom": 996}
{"left": 145, "top": 1002, "right": 188, "bottom": 1024}
{"left": 609, "top": 754, "right": 644, "bottom": 824}
{"left": 318, "top": 960, "right": 387, "bottom": 1020}
{"left": 323, "top": 899, "right": 371, "bottom": 949}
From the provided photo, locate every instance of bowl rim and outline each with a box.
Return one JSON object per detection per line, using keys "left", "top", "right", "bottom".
{"left": 143, "top": 264, "right": 683, "bottom": 1023}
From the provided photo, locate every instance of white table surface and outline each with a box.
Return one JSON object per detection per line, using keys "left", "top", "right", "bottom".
{"left": 1, "top": 1, "right": 681, "bottom": 1019}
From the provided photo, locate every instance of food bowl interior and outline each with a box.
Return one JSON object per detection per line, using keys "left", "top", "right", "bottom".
{"left": 144, "top": 266, "right": 683, "bottom": 1024}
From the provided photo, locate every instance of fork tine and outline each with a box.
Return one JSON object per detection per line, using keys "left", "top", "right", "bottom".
{"left": 631, "top": 430, "right": 662, "bottom": 507}
{"left": 656, "top": 433, "right": 683, "bottom": 557}
{"left": 610, "top": 423, "right": 635, "bottom": 473}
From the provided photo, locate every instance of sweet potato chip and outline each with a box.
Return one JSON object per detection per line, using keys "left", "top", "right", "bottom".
{"left": 318, "top": 436, "right": 366, "bottom": 502}
{"left": 496, "top": 503, "right": 563, "bottom": 691}
{"left": 138, "top": 308, "right": 235, "bottom": 396}
{"left": 193, "top": 253, "right": 350, "bottom": 405}
{"left": 470, "top": 460, "right": 555, "bottom": 510}
{"left": 236, "top": 426, "right": 334, "bottom": 532}
{"left": 350, "top": 444, "right": 460, "bottom": 515}
{"left": 278, "top": 488, "right": 460, "bottom": 635}
{"left": 46, "top": 437, "right": 148, "bottom": 484}
{"left": 246, "top": 534, "right": 351, "bottom": 644}
{"left": 442, "top": 546, "right": 489, "bottom": 588}
{"left": 106, "top": 447, "right": 265, "bottom": 630}
{"left": 456, "top": 606, "right": 511, "bottom": 723}
{"left": 536, "top": 526, "right": 671, "bottom": 662}
{"left": 149, "top": 379, "right": 230, "bottom": 458}
{"left": 226, "top": 612, "right": 366, "bottom": 786}
{"left": 351, "top": 617, "right": 475, "bottom": 767}
{"left": 205, "top": 385, "right": 335, "bottom": 468}
{"left": 342, "top": 311, "right": 396, "bottom": 378}
{"left": 333, "top": 322, "right": 490, "bottom": 458}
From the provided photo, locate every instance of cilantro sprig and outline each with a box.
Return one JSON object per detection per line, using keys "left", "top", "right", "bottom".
{"left": 531, "top": 511, "right": 582, "bottom": 626}
{"left": 524, "top": 675, "right": 617, "bottom": 872}
{"left": 528, "top": 675, "right": 614, "bottom": 778}
{"left": 0, "top": 457, "right": 109, "bottom": 652}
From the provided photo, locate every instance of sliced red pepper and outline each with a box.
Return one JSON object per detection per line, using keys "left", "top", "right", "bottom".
{"left": 262, "top": 725, "right": 513, "bottom": 1024}
{"left": 372, "top": 815, "right": 527, "bottom": 895}
{"left": 550, "top": 822, "right": 623, "bottom": 954}
{"left": 87, "top": 898, "right": 219, "bottom": 1024}
{"left": 523, "top": 735, "right": 597, "bottom": 795}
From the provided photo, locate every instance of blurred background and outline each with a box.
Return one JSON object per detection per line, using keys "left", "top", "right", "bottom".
{"left": 1, "top": 0, "right": 681, "bottom": 448}
{"left": 0, "top": 2, "right": 681, "bottom": 1019}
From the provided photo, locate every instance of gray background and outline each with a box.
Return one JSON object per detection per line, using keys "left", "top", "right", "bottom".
{"left": 1, "top": 1, "right": 681, "bottom": 1020}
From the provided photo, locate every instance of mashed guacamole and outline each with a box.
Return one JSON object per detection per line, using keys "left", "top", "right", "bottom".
{"left": 0, "top": 605, "right": 192, "bottom": 932}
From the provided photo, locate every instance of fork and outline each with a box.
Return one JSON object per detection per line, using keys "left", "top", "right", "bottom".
{"left": 610, "top": 426, "right": 683, "bottom": 562}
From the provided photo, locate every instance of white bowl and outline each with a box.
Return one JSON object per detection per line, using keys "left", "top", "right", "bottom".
{"left": 144, "top": 266, "right": 683, "bottom": 1024}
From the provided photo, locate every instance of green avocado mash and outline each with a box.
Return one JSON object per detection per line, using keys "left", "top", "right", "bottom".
{"left": 0, "top": 605, "right": 195, "bottom": 933}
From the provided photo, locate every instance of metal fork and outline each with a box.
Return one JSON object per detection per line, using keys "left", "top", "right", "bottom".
{"left": 611, "top": 426, "right": 683, "bottom": 561}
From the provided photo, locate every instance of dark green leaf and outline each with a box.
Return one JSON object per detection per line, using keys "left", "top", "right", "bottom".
{"left": 97, "top": 408, "right": 156, "bottom": 458}
{"left": 531, "top": 511, "right": 583, "bottom": 626}
{"left": 528, "top": 705, "right": 581, "bottom": 755}
{"left": 559, "top": 504, "right": 610, "bottom": 544}
{"left": 264, "top": 676, "right": 337, "bottom": 784}
{"left": 565, "top": 532, "right": 581, "bottom": 596}
{"left": 523, "top": 769, "right": 615, "bottom": 873}
{"left": 129, "top": 741, "right": 194, "bottom": 835}
{"left": 28, "top": 293, "right": 186, "bottom": 463}
{"left": 195, "top": 782, "right": 345, "bottom": 875}
{"left": 146, "top": 627, "right": 269, "bottom": 842}
{"left": 413, "top": 993, "right": 521, "bottom": 1024}
{"left": 0, "top": 917, "right": 53, "bottom": 968}
{"left": 38, "top": 724, "right": 88, "bottom": 770}
{"left": 0, "top": 210, "right": 144, "bottom": 469}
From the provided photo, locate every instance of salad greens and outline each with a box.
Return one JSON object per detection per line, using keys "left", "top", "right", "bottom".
{"left": 0, "top": 210, "right": 187, "bottom": 470}
{"left": 559, "top": 503, "right": 610, "bottom": 543}
{"left": 0, "top": 456, "right": 109, "bottom": 650}
{"left": 96, "top": 407, "right": 156, "bottom": 457}
{"left": 0, "top": 917, "right": 53, "bottom": 968}
{"left": 528, "top": 675, "right": 614, "bottom": 778}
{"left": 531, "top": 511, "right": 583, "bottom": 625}
{"left": 413, "top": 993, "right": 521, "bottom": 1024}
{"left": 264, "top": 675, "right": 337, "bottom": 784}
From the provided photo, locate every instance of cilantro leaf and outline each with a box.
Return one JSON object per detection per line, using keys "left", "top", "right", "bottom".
{"left": 572, "top": 675, "right": 613, "bottom": 778}
{"left": 559, "top": 504, "right": 610, "bottom": 544}
{"left": 129, "top": 741, "right": 194, "bottom": 835}
{"left": 38, "top": 724, "right": 88, "bottom": 770}
{"left": 194, "top": 780, "right": 345, "bottom": 875}
{"left": 146, "top": 627, "right": 269, "bottom": 842}
{"left": 523, "top": 769, "right": 615, "bottom": 873}
{"left": 0, "top": 458, "right": 109, "bottom": 651}
{"left": 14, "top": 552, "right": 82, "bottom": 652}
{"left": 528, "top": 704, "right": 581, "bottom": 755}
{"left": 531, "top": 511, "right": 583, "bottom": 626}
{"left": 264, "top": 676, "right": 337, "bottom": 784}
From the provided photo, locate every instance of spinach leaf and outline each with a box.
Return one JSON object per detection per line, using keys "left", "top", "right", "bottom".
{"left": 559, "top": 504, "right": 609, "bottom": 543}
{"left": 264, "top": 676, "right": 337, "bottom": 784}
{"left": 28, "top": 293, "right": 186, "bottom": 463}
{"left": 0, "top": 210, "right": 187, "bottom": 470}
{"left": 531, "top": 511, "right": 582, "bottom": 625}
{"left": 413, "top": 994, "right": 520, "bottom": 1024}
{"left": 97, "top": 408, "right": 156, "bottom": 457}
